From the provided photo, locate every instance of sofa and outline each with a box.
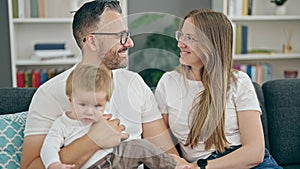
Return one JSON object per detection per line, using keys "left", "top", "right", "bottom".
{"left": 0, "top": 79, "right": 299, "bottom": 169}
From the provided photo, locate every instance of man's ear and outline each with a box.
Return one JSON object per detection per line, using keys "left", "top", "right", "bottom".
{"left": 85, "top": 35, "right": 98, "bottom": 51}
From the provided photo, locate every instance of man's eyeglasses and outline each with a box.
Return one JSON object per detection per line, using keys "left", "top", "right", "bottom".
{"left": 175, "top": 31, "right": 198, "bottom": 44}
{"left": 83, "top": 31, "right": 131, "bottom": 45}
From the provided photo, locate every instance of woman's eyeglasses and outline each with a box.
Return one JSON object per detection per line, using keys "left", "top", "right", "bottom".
{"left": 175, "top": 31, "right": 198, "bottom": 44}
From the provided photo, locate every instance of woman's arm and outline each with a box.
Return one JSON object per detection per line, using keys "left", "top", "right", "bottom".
{"left": 142, "top": 118, "right": 179, "bottom": 155}
{"left": 205, "top": 110, "right": 265, "bottom": 169}
{"left": 162, "top": 114, "right": 169, "bottom": 128}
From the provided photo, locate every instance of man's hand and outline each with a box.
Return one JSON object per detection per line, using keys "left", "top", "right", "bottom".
{"left": 87, "top": 114, "right": 129, "bottom": 149}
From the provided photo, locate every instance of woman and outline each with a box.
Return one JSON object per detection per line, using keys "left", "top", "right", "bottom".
{"left": 155, "top": 9, "right": 281, "bottom": 169}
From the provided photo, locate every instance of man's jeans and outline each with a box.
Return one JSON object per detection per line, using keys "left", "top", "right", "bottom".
{"left": 206, "top": 145, "right": 282, "bottom": 169}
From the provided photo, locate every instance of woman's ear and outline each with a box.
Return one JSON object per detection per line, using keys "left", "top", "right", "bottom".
{"left": 68, "top": 95, "right": 72, "bottom": 102}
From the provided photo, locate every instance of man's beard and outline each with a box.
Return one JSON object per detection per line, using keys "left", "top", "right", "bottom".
{"left": 101, "top": 49, "right": 128, "bottom": 70}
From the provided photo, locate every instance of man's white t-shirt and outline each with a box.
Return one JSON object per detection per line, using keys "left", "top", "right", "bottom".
{"left": 155, "top": 70, "right": 261, "bottom": 162}
{"left": 25, "top": 65, "right": 162, "bottom": 150}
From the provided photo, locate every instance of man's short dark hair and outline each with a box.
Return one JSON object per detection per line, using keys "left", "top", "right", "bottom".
{"left": 72, "top": 0, "right": 122, "bottom": 48}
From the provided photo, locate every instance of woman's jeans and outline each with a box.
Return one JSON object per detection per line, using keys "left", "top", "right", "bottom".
{"left": 206, "top": 145, "right": 282, "bottom": 169}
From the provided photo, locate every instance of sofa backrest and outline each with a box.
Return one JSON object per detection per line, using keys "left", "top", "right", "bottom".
{"left": 262, "top": 79, "right": 300, "bottom": 168}
{"left": 0, "top": 87, "right": 36, "bottom": 115}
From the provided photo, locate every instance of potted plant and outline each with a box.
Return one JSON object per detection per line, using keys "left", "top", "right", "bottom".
{"left": 271, "top": 0, "right": 288, "bottom": 15}
{"left": 271, "top": 0, "right": 287, "bottom": 6}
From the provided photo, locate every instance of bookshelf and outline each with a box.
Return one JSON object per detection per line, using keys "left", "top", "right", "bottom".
{"left": 8, "top": 0, "right": 127, "bottom": 87}
{"left": 220, "top": 0, "right": 300, "bottom": 83}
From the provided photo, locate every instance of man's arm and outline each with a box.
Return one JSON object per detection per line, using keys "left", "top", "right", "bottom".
{"left": 142, "top": 118, "right": 179, "bottom": 155}
{"left": 21, "top": 135, "right": 46, "bottom": 169}
{"left": 21, "top": 117, "right": 129, "bottom": 169}
{"left": 21, "top": 134, "right": 98, "bottom": 169}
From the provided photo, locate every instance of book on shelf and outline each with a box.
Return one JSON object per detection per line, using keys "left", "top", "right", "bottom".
{"left": 235, "top": 24, "right": 242, "bottom": 54}
{"left": 33, "top": 50, "right": 74, "bottom": 60}
{"left": 18, "top": 0, "right": 25, "bottom": 18}
{"left": 24, "top": 70, "right": 32, "bottom": 88}
{"left": 32, "top": 70, "right": 40, "bottom": 88}
{"left": 16, "top": 68, "right": 68, "bottom": 88}
{"left": 32, "top": 43, "right": 74, "bottom": 60}
{"left": 47, "top": 68, "right": 56, "bottom": 80}
{"left": 247, "top": 0, "right": 253, "bottom": 15}
{"left": 235, "top": 24, "right": 248, "bottom": 54}
{"left": 24, "top": 0, "right": 31, "bottom": 18}
{"left": 241, "top": 0, "right": 248, "bottom": 16}
{"left": 256, "top": 64, "right": 262, "bottom": 84}
{"left": 30, "top": 0, "right": 38, "bottom": 17}
{"left": 29, "top": 0, "right": 47, "bottom": 18}
{"left": 17, "top": 70, "right": 25, "bottom": 87}
{"left": 34, "top": 43, "right": 66, "bottom": 50}
{"left": 251, "top": 65, "right": 256, "bottom": 82}
{"left": 234, "top": 63, "right": 272, "bottom": 85}
{"left": 12, "top": 0, "right": 34, "bottom": 18}
{"left": 38, "top": 0, "right": 47, "bottom": 18}
{"left": 40, "top": 69, "right": 48, "bottom": 85}
{"left": 241, "top": 25, "right": 248, "bottom": 54}
{"left": 12, "top": 0, "right": 18, "bottom": 18}
{"left": 227, "top": 0, "right": 251, "bottom": 17}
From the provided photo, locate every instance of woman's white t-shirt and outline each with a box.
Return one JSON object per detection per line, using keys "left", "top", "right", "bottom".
{"left": 155, "top": 70, "right": 261, "bottom": 162}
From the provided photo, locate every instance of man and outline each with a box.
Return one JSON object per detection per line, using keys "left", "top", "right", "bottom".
{"left": 20, "top": 1, "right": 178, "bottom": 169}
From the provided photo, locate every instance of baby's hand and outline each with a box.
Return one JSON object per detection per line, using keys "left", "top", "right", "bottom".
{"left": 48, "top": 162, "right": 75, "bottom": 169}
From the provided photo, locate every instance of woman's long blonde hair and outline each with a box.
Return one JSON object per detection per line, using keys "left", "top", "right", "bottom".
{"left": 177, "top": 9, "right": 235, "bottom": 152}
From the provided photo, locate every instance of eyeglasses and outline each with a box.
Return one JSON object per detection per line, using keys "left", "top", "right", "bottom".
{"left": 83, "top": 31, "right": 131, "bottom": 45}
{"left": 175, "top": 31, "right": 198, "bottom": 44}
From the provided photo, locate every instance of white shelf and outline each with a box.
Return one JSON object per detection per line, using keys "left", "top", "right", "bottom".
{"left": 13, "top": 18, "right": 72, "bottom": 23}
{"left": 230, "top": 15, "right": 300, "bottom": 22}
{"left": 234, "top": 53, "right": 300, "bottom": 61}
{"left": 220, "top": 0, "right": 300, "bottom": 81}
{"left": 16, "top": 57, "right": 80, "bottom": 66}
{"left": 7, "top": 0, "right": 132, "bottom": 87}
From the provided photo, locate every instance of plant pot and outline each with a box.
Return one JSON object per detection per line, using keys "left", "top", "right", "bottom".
{"left": 275, "top": 5, "right": 287, "bottom": 15}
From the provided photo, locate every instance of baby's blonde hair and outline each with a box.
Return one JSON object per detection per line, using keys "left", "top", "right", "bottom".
{"left": 66, "top": 64, "right": 113, "bottom": 101}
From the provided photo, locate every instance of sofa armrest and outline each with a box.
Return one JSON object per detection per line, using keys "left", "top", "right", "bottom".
{"left": 262, "top": 79, "right": 300, "bottom": 168}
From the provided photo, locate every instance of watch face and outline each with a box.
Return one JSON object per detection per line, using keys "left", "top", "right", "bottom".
{"left": 197, "top": 159, "right": 208, "bottom": 168}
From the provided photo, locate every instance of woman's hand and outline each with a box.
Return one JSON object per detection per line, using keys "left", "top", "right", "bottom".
{"left": 169, "top": 154, "right": 199, "bottom": 169}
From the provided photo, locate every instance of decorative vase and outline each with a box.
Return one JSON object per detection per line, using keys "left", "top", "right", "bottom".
{"left": 275, "top": 5, "right": 287, "bottom": 15}
{"left": 284, "top": 70, "right": 298, "bottom": 78}
{"left": 70, "top": 0, "right": 88, "bottom": 13}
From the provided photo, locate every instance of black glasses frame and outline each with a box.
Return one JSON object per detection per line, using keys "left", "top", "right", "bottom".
{"left": 83, "top": 31, "right": 130, "bottom": 45}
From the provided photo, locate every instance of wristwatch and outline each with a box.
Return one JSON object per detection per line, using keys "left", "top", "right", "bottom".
{"left": 197, "top": 159, "right": 208, "bottom": 169}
